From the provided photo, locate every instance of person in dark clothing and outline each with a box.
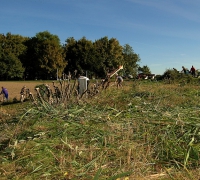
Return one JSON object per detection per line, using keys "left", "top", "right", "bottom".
{"left": 190, "top": 65, "right": 196, "bottom": 77}
{"left": 182, "top": 66, "right": 187, "bottom": 74}
{"left": 0, "top": 87, "right": 8, "bottom": 101}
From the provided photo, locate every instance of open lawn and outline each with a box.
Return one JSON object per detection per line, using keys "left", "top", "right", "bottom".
{"left": 0, "top": 79, "right": 200, "bottom": 179}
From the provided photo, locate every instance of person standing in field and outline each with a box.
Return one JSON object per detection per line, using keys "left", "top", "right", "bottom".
{"left": 20, "top": 86, "right": 26, "bottom": 102}
{"left": 182, "top": 66, "right": 187, "bottom": 74}
{"left": 115, "top": 74, "right": 123, "bottom": 88}
{"left": 0, "top": 86, "right": 8, "bottom": 102}
{"left": 190, "top": 65, "right": 196, "bottom": 77}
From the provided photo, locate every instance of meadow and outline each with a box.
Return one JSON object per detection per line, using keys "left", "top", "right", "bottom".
{"left": 0, "top": 79, "right": 200, "bottom": 180}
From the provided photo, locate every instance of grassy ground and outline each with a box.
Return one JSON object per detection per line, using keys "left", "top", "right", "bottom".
{"left": 0, "top": 79, "right": 200, "bottom": 179}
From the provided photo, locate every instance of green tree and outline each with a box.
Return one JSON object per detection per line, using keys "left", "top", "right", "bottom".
{"left": 122, "top": 44, "right": 140, "bottom": 77}
{"left": 138, "top": 65, "right": 151, "bottom": 74}
{"left": 21, "top": 37, "right": 37, "bottom": 80}
{"left": 0, "top": 53, "right": 24, "bottom": 79}
{"left": 93, "top": 37, "right": 123, "bottom": 77}
{"left": 107, "top": 38, "right": 123, "bottom": 68}
{"left": 0, "top": 33, "right": 26, "bottom": 80}
{"left": 64, "top": 36, "right": 140, "bottom": 79}
{"left": 23, "top": 31, "right": 66, "bottom": 79}
{"left": 63, "top": 37, "right": 77, "bottom": 76}
{"left": 74, "top": 37, "right": 94, "bottom": 75}
{"left": 93, "top": 37, "right": 109, "bottom": 77}
{"left": 64, "top": 37, "right": 95, "bottom": 77}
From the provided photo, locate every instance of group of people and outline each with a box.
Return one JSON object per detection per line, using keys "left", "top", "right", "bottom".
{"left": 182, "top": 65, "right": 196, "bottom": 77}
{"left": 0, "top": 86, "right": 27, "bottom": 103}
{"left": 0, "top": 74, "right": 124, "bottom": 102}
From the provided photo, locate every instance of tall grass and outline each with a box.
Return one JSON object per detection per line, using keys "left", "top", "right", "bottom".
{"left": 0, "top": 80, "right": 199, "bottom": 179}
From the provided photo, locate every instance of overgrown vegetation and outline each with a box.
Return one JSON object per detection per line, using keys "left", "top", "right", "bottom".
{"left": 0, "top": 79, "right": 200, "bottom": 179}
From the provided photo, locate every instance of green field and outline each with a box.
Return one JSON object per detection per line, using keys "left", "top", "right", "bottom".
{"left": 0, "top": 79, "right": 200, "bottom": 179}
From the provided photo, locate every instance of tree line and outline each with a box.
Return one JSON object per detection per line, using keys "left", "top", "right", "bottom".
{"left": 0, "top": 31, "right": 144, "bottom": 80}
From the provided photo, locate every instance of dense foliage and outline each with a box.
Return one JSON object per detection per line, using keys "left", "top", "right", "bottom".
{"left": 138, "top": 65, "right": 151, "bottom": 74}
{"left": 0, "top": 33, "right": 26, "bottom": 80}
{"left": 0, "top": 31, "right": 141, "bottom": 80}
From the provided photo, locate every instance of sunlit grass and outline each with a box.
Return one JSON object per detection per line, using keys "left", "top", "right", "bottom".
{"left": 0, "top": 80, "right": 200, "bottom": 179}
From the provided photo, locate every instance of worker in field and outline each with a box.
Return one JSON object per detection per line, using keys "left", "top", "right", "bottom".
{"left": 190, "top": 65, "right": 196, "bottom": 77}
{"left": 0, "top": 86, "right": 8, "bottom": 102}
{"left": 115, "top": 74, "right": 123, "bottom": 88}
{"left": 182, "top": 66, "right": 187, "bottom": 74}
{"left": 20, "top": 86, "right": 26, "bottom": 102}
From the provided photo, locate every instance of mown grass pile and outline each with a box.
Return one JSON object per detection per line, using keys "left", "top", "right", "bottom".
{"left": 0, "top": 79, "right": 200, "bottom": 179}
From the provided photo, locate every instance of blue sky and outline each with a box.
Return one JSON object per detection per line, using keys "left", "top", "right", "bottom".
{"left": 1, "top": 0, "right": 200, "bottom": 75}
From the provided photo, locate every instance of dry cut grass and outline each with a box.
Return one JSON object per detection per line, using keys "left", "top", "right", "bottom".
{"left": 0, "top": 80, "right": 200, "bottom": 179}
